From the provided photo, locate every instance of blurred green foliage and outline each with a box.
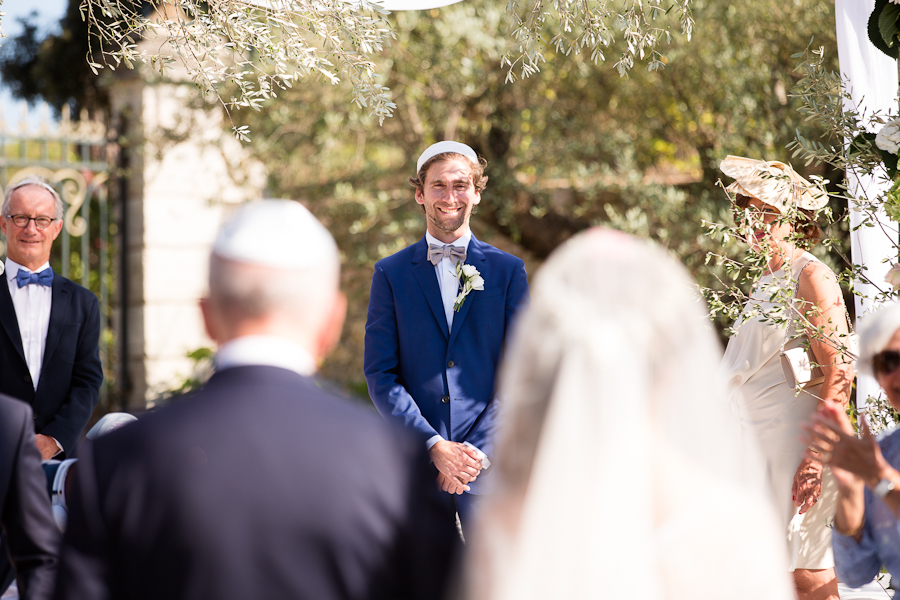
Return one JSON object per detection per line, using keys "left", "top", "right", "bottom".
{"left": 228, "top": 0, "right": 841, "bottom": 391}
{"left": 3, "top": 0, "right": 844, "bottom": 397}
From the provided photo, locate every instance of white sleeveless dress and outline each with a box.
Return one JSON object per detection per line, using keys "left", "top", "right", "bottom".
{"left": 720, "top": 251, "right": 837, "bottom": 571}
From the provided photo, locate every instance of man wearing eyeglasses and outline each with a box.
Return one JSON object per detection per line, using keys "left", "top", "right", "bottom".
{"left": 0, "top": 176, "right": 103, "bottom": 460}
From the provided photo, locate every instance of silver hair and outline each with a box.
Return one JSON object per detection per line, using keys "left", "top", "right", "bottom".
{"left": 3, "top": 176, "right": 64, "bottom": 220}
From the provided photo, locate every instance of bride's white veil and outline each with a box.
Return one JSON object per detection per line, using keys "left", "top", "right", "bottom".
{"left": 465, "top": 228, "right": 792, "bottom": 600}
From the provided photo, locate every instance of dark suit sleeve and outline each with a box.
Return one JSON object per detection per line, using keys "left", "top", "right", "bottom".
{"left": 364, "top": 265, "right": 441, "bottom": 443}
{"left": 462, "top": 260, "right": 530, "bottom": 458}
{"left": 41, "top": 294, "right": 103, "bottom": 455}
{"left": 2, "top": 403, "right": 60, "bottom": 600}
{"left": 53, "top": 442, "right": 112, "bottom": 600}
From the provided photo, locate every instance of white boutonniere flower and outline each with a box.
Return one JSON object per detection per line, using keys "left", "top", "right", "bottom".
{"left": 886, "top": 262, "right": 900, "bottom": 290}
{"left": 453, "top": 263, "right": 485, "bottom": 312}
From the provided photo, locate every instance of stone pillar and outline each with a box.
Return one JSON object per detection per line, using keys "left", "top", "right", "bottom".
{"left": 109, "top": 70, "right": 265, "bottom": 409}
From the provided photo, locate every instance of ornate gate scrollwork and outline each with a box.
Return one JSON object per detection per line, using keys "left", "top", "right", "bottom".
{"left": 4, "top": 167, "right": 90, "bottom": 237}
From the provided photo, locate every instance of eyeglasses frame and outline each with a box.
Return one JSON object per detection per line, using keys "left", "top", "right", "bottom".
{"left": 4, "top": 214, "right": 61, "bottom": 231}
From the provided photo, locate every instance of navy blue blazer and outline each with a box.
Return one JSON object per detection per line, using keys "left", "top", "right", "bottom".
{"left": 0, "top": 395, "right": 60, "bottom": 600}
{"left": 54, "top": 366, "right": 458, "bottom": 600}
{"left": 0, "top": 274, "right": 103, "bottom": 456}
{"left": 364, "top": 235, "right": 529, "bottom": 491}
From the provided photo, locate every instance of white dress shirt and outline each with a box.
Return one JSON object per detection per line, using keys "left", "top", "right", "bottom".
{"left": 425, "top": 230, "right": 471, "bottom": 331}
{"left": 423, "top": 230, "right": 472, "bottom": 452}
{"left": 6, "top": 258, "right": 53, "bottom": 389}
{"left": 6, "top": 258, "right": 62, "bottom": 456}
{"left": 215, "top": 335, "right": 316, "bottom": 376}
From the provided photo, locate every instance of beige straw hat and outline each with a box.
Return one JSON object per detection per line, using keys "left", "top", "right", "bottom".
{"left": 720, "top": 155, "right": 828, "bottom": 212}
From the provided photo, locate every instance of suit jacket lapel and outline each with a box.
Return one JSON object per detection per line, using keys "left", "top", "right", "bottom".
{"left": 41, "top": 277, "right": 71, "bottom": 375}
{"left": 448, "top": 235, "right": 487, "bottom": 346}
{"left": 410, "top": 237, "right": 450, "bottom": 339}
{"left": 0, "top": 276, "right": 25, "bottom": 363}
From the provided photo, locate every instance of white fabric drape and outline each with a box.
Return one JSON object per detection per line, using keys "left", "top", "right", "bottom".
{"left": 835, "top": 0, "right": 899, "bottom": 410}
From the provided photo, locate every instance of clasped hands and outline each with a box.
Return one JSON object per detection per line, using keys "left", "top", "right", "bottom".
{"left": 35, "top": 433, "right": 60, "bottom": 460}
{"left": 429, "top": 440, "right": 484, "bottom": 495}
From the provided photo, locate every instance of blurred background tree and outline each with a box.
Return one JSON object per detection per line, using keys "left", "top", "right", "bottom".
{"left": 0, "top": 0, "right": 109, "bottom": 115}
{"left": 0, "top": 0, "right": 842, "bottom": 397}
{"left": 74, "top": 0, "right": 693, "bottom": 136}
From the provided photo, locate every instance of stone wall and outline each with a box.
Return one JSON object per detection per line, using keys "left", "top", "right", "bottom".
{"left": 110, "top": 70, "right": 265, "bottom": 409}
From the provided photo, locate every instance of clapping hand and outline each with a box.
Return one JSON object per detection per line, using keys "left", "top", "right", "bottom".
{"left": 801, "top": 402, "right": 878, "bottom": 535}
{"left": 802, "top": 403, "right": 882, "bottom": 490}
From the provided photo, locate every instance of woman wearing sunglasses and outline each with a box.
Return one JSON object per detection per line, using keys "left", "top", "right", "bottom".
{"left": 805, "top": 302, "right": 900, "bottom": 587}
{"left": 719, "top": 157, "right": 854, "bottom": 600}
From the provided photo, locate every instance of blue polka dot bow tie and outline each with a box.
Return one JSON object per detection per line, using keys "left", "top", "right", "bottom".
{"left": 16, "top": 268, "right": 54, "bottom": 288}
{"left": 427, "top": 244, "right": 466, "bottom": 266}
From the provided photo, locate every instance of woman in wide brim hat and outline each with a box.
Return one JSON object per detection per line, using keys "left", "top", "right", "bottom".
{"left": 718, "top": 156, "right": 853, "bottom": 600}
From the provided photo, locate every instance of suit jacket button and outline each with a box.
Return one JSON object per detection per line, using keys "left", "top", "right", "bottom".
{"left": 447, "top": 360, "right": 455, "bottom": 368}
{"left": 23, "top": 375, "right": 29, "bottom": 382}
{"left": 441, "top": 395, "right": 450, "bottom": 403}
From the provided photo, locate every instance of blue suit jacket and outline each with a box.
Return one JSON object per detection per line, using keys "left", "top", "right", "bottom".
{"left": 364, "top": 235, "right": 529, "bottom": 492}
{"left": 0, "top": 275, "right": 103, "bottom": 456}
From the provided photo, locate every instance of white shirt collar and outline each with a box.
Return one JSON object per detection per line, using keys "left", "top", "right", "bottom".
{"left": 215, "top": 335, "right": 316, "bottom": 376}
{"left": 5, "top": 258, "right": 50, "bottom": 280}
{"left": 425, "top": 229, "right": 471, "bottom": 250}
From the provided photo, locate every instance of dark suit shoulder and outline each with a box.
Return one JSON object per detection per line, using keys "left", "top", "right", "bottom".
{"left": 58, "top": 275, "right": 100, "bottom": 304}
{"left": 481, "top": 245, "right": 525, "bottom": 269}
{"left": 283, "top": 372, "right": 420, "bottom": 454}
{"left": 95, "top": 366, "right": 412, "bottom": 457}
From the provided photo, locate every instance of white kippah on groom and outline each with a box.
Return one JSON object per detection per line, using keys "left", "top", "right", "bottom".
{"left": 416, "top": 141, "right": 479, "bottom": 172}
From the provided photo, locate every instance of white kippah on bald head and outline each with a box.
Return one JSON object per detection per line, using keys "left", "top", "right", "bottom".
{"left": 213, "top": 200, "right": 338, "bottom": 270}
{"left": 416, "top": 141, "right": 479, "bottom": 173}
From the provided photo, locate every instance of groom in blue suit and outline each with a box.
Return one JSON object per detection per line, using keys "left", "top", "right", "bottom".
{"left": 365, "top": 141, "right": 529, "bottom": 528}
